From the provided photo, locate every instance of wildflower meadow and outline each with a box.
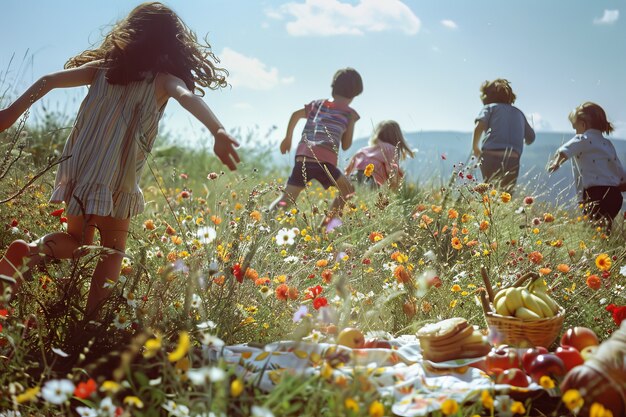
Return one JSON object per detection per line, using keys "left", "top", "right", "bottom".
{"left": 1, "top": 111, "right": 625, "bottom": 417}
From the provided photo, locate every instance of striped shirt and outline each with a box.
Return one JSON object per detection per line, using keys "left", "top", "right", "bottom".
{"left": 50, "top": 69, "right": 164, "bottom": 219}
{"left": 295, "top": 99, "right": 359, "bottom": 166}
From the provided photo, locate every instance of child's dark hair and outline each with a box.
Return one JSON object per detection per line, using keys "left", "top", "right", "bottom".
{"left": 370, "top": 120, "right": 414, "bottom": 160}
{"left": 331, "top": 68, "right": 363, "bottom": 99}
{"left": 65, "top": 2, "right": 227, "bottom": 96}
{"left": 480, "top": 79, "right": 516, "bottom": 105}
{"left": 569, "top": 102, "right": 614, "bottom": 135}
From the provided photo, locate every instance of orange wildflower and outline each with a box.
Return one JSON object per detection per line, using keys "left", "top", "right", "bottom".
{"left": 448, "top": 208, "right": 459, "bottom": 219}
{"left": 557, "top": 264, "right": 570, "bottom": 273}
{"left": 528, "top": 251, "right": 543, "bottom": 264}
{"left": 249, "top": 210, "right": 262, "bottom": 222}
{"left": 316, "top": 259, "right": 328, "bottom": 268}
{"left": 479, "top": 220, "right": 489, "bottom": 231}
{"left": 451, "top": 237, "right": 462, "bottom": 250}
{"left": 275, "top": 284, "right": 289, "bottom": 301}
{"left": 394, "top": 265, "right": 411, "bottom": 284}
{"left": 369, "top": 231, "right": 384, "bottom": 242}
{"left": 586, "top": 275, "right": 601, "bottom": 291}
{"left": 245, "top": 268, "right": 259, "bottom": 281}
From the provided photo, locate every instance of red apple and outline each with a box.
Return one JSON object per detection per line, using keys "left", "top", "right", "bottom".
{"left": 560, "top": 327, "right": 599, "bottom": 352}
{"left": 580, "top": 345, "right": 598, "bottom": 361}
{"left": 496, "top": 368, "right": 530, "bottom": 387}
{"left": 528, "top": 353, "right": 566, "bottom": 382}
{"left": 521, "top": 346, "right": 548, "bottom": 372}
{"left": 336, "top": 328, "right": 365, "bottom": 348}
{"left": 554, "top": 346, "right": 584, "bottom": 372}
{"left": 363, "top": 338, "right": 392, "bottom": 349}
{"left": 486, "top": 345, "right": 521, "bottom": 373}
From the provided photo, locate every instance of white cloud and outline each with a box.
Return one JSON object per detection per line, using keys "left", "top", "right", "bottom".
{"left": 219, "top": 48, "right": 294, "bottom": 91}
{"left": 527, "top": 112, "right": 551, "bottom": 131}
{"left": 593, "top": 9, "right": 619, "bottom": 25}
{"left": 440, "top": 19, "right": 458, "bottom": 30}
{"left": 269, "top": 0, "right": 421, "bottom": 36}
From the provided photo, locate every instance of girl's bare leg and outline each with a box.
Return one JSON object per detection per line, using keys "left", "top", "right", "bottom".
{"left": 85, "top": 215, "right": 130, "bottom": 319}
{"left": 1, "top": 215, "right": 95, "bottom": 293}
{"left": 268, "top": 184, "right": 304, "bottom": 212}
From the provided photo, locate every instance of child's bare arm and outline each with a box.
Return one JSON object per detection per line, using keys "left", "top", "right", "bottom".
{"left": 0, "top": 64, "right": 99, "bottom": 132}
{"left": 280, "top": 109, "right": 306, "bottom": 154}
{"left": 548, "top": 151, "right": 568, "bottom": 173}
{"left": 341, "top": 119, "right": 357, "bottom": 151}
{"left": 162, "top": 74, "right": 240, "bottom": 170}
{"left": 472, "top": 120, "right": 486, "bottom": 157}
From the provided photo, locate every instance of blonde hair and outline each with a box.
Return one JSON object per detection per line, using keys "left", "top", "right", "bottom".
{"left": 370, "top": 120, "right": 414, "bottom": 160}
{"left": 65, "top": 2, "right": 227, "bottom": 96}
{"left": 569, "top": 102, "right": 614, "bottom": 134}
{"left": 480, "top": 79, "right": 516, "bottom": 105}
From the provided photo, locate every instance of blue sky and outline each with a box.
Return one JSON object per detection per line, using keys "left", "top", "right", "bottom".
{"left": 2, "top": 0, "right": 625, "bottom": 146}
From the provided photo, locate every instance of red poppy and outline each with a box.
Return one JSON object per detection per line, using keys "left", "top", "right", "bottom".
{"left": 321, "top": 269, "right": 333, "bottom": 284}
{"left": 74, "top": 378, "right": 97, "bottom": 399}
{"left": 606, "top": 304, "right": 626, "bottom": 326}
{"left": 50, "top": 208, "right": 65, "bottom": 217}
{"left": 313, "top": 297, "right": 328, "bottom": 310}
{"left": 231, "top": 263, "right": 243, "bottom": 283}
{"left": 304, "top": 285, "right": 323, "bottom": 300}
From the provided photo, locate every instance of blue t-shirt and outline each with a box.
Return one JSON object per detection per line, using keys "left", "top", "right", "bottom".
{"left": 557, "top": 129, "right": 626, "bottom": 198}
{"left": 475, "top": 103, "right": 536, "bottom": 155}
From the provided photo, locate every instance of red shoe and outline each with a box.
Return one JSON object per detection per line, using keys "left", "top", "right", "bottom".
{"left": 0, "top": 240, "right": 30, "bottom": 284}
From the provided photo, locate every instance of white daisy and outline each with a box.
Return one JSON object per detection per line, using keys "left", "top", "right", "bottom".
{"left": 113, "top": 313, "right": 131, "bottom": 330}
{"left": 196, "top": 226, "right": 217, "bottom": 244}
{"left": 75, "top": 406, "right": 97, "bottom": 417}
{"left": 41, "top": 379, "right": 75, "bottom": 405}
{"left": 162, "top": 400, "right": 190, "bottom": 417}
{"left": 251, "top": 406, "right": 275, "bottom": 417}
{"left": 283, "top": 255, "right": 299, "bottom": 263}
{"left": 275, "top": 228, "right": 297, "bottom": 246}
{"left": 200, "top": 333, "right": 225, "bottom": 347}
{"left": 190, "top": 293, "right": 202, "bottom": 309}
{"left": 98, "top": 397, "right": 117, "bottom": 417}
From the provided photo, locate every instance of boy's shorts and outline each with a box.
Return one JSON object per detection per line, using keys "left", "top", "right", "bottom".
{"left": 287, "top": 158, "right": 342, "bottom": 189}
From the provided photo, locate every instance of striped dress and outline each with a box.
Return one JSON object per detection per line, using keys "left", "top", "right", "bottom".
{"left": 50, "top": 69, "right": 164, "bottom": 219}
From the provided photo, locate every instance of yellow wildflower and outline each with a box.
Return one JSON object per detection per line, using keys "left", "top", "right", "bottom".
{"left": 369, "top": 400, "right": 385, "bottom": 417}
{"left": 595, "top": 253, "right": 612, "bottom": 271}
{"left": 441, "top": 399, "right": 459, "bottom": 415}
{"left": 511, "top": 401, "right": 525, "bottom": 415}
{"left": 16, "top": 386, "right": 40, "bottom": 403}
{"left": 124, "top": 396, "right": 144, "bottom": 409}
{"left": 364, "top": 163, "right": 375, "bottom": 177}
{"left": 168, "top": 331, "right": 190, "bottom": 362}
{"left": 562, "top": 389, "right": 584, "bottom": 412}
{"left": 230, "top": 379, "right": 244, "bottom": 397}
{"left": 345, "top": 398, "right": 360, "bottom": 412}
{"left": 539, "top": 375, "right": 555, "bottom": 389}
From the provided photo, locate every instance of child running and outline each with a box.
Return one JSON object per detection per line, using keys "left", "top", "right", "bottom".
{"left": 472, "top": 79, "right": 535, "bottom": 193}
{"left": 345, "top": 120, "right": 414, "bottom": 189}
{"left": 548, "top": 102, "right": 626, "bottom": 233}
{"left": 269, "top": 68, "right": 363, "bottom": 227}
{"left": 0, "top": 2, "right": 240, "bottom": 318}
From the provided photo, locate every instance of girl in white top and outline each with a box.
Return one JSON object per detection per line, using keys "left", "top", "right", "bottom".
{"left": 0, "top": 2, "right": 240, "bottom": 317}
{"left": 549, "top": 102, "right": 626, "bottom": 232}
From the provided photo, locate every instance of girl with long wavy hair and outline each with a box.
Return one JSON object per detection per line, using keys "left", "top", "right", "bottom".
{"left": 0, "top": 2, "right": 240, "bottom": 319}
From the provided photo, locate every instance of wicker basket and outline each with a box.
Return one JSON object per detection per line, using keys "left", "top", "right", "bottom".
{"left": 479, "top": 267, "right": 564, "bottom": 348}
{"left": 485, "top": 310, "right": 564, "bottom": 347}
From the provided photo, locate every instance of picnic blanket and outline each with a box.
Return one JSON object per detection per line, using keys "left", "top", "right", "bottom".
{"left": 210, "top": 335, "right": 545, "bottom": 416}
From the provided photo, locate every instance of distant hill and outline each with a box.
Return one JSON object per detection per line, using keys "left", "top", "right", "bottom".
{"left": 340, "top": 131, "right": 626, "bottom": 208}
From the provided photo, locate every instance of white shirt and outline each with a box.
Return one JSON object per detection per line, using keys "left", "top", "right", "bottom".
{"left": 558, "top": 129, "right": 626, "bottom": 197}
